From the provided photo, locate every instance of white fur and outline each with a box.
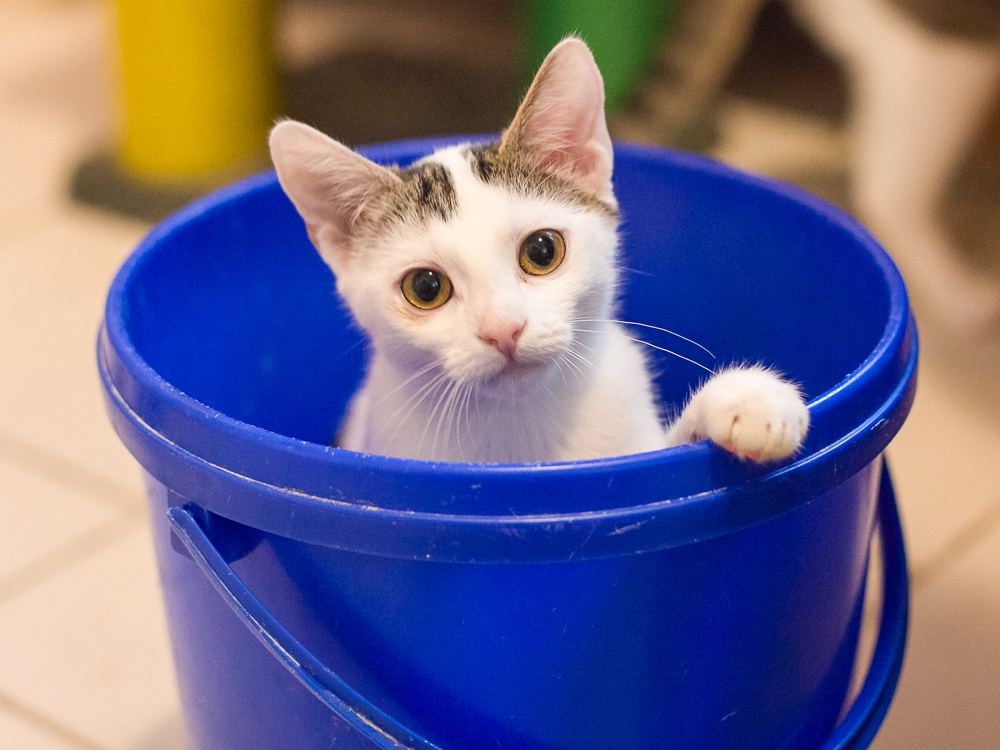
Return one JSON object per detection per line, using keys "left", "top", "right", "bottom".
{"left": 270, "top": 39, "right": 810, "bottom": 464}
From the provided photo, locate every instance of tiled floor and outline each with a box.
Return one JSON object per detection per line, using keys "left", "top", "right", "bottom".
{"left": 1, "top": 2, "right": 998, "bottom": 749}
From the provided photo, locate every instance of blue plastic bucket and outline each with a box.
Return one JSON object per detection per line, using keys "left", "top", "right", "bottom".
{"left": 99, "top": 138, "right": 916, "bottom": 750}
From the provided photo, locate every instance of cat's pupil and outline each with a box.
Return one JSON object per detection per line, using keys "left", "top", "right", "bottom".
{"left": 526, "top": 232, "right": 556, "bottom": 266}
{"left": 412, "top": 270, "right": 441, "bottom": 302}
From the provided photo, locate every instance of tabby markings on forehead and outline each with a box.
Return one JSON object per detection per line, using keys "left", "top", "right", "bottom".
{"left": 464, "top": 142, "right": 617, "bottom": 219}
{"left": 370, "top": 161, "right": 458, "bottom": 228}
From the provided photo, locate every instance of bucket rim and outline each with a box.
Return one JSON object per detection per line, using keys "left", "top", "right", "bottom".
{"left": 101, "top": 330, "right": 916, "bottom": 560}
{"left": 99, "top": 137, "right": 917, "bottom": 557}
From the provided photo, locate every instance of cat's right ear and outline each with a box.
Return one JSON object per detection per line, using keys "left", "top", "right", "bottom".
{"left": 269, "top": 120, "right": 400, "bottom": 273}
{"left": 501, "top": 38, "right": 615, "bottom": 204}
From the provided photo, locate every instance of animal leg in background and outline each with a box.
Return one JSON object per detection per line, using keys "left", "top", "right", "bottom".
{"left": 797, "top": 0, "right": 1000, "bottom": 329}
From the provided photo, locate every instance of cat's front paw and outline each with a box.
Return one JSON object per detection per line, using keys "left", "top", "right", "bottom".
{"left": 675, "top": 366, "right": 809, "bottom": 462}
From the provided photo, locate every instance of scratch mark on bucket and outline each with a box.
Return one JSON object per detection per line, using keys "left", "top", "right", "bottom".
{"left": 608, "top": 519, "right": 648, "bottom": 536}
{"left": 568, "top": 522, "right": 599, "bottom": 560}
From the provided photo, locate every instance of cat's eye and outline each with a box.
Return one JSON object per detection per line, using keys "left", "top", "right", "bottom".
{"left": 401, "top": 268, "right": 453, "bottom": 310}
{"left": 518, "top": 229, "right": 566, "bottom": 276}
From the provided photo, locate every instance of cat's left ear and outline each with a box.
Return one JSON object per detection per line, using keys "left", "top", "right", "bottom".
{"left": 269, "top": 120, "right": 402, "bottom": 274}
{"left": 502, "top": 38, "right": 614, "bottom": 203}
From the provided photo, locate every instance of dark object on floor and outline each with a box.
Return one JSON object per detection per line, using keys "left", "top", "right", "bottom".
{"left": 725, "top": 0, "right": 847, "bottom": 122}
{"left": 280, "top": 49, "right": 517, "bottom": 148}
{"left": 888, "top": 0, "right": 1000, "bottom": 42}
{"left": 70, "top": 151, "right": 211, "bottom": 223}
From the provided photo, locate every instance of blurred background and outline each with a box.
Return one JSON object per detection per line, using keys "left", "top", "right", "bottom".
{"left": 1, "top": 0, "right": 999, "bottom": 748}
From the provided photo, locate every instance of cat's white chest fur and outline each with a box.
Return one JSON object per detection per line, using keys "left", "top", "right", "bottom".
{"left": 270, "top": 38, "right": 809, "bottom": 465}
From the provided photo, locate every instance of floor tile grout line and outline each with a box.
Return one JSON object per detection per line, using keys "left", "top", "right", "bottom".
{"left": 909, "top": 493, "right": 1000, "bottom": 590}
{"left": 0, "top": 427, "right": 144, "bottom": 512}
{"left": 0, "top": 687, "right": 114, "bottom": 750}
{"left": 0, "top": 506, "right": 144, "bottom": 606}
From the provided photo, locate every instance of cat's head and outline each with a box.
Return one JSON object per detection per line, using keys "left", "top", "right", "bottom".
{"left": 270, "top": 39, "right": 620, "bottom": 399}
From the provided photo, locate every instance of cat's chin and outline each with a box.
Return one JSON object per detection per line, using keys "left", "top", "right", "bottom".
{"left": 477, "top": 357, "right": 554, "bottom": 396}
{"left": 498, "top": 358, "right": 547, "bottom": 379}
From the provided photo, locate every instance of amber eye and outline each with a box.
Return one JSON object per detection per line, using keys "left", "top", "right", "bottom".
{"left": 518, "top": 229, "right": 566, "bottom": 275}
{"left": 401, "top": 268, "right": 452, "bottom": 310}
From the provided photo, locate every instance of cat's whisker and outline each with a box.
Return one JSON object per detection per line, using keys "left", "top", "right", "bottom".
{"left": 371, "top": 358, "right": 445, "bottom": 408}
{"left": 425, "top": 377, "right": 460, "bottom": 459}
{"left": 417, "top": 379, "right": 446, "bottom": 458}
{"left": 573, "top": 328, "right": 717, "bottom": 376}
{"left": 467, "top": 383, "right": 481, "bottom": 459}
{"left": 425, "top": 380, "right": 455, "bottom": 458}
{"left": 473, "top": 379, "right": 483, "bottom": 421}
{"left": 562, "top": 345, "right": 633, "bottom": 405}
{"left": 375, "top": 380, "right": 432, "bottom": 444}
{"left": 573, "top": 318, "right": 716, "bottom": 359}
{"left": 454, "top": 382, "right": 468, "bottom": 460}
{"left": 539, "top": 368, "right": 557, "bottom": 401}
{"left": 389, "top": 369, "right": 449, "bottom": 423}
{"left": 379, "top": 370, "right": 449, "bottom": 448}
{"left": 554, "top": 356, "right": 570, "bottom": 388}
{"left": 429, "top": 383, "right": 449, "bottom": 459}
{"left": 443, "top": 382, "right": 460, "bottom": 460}
{"left": 556, "top": 351, "right": 587, "bottom": 388}
{"left": 554, "top": 356, "right": 575, "bottom": 388}
{"left": 436, "top": 377, "right": 468, "bottom": 460}
{"left": 561, "top": 345, "right": 596, "bottom": 374}
{"left": 461, "top": 382, "right": 478, "bottom": 459}
{"left": 443, "top": 379, "right": 468, "bottom": 460}
{"left": 569, "top": 337, "right": 602, "bottom": 362}
{"left": 570, "top": 338, "right": 636, "bottom": 386}
{"left": 551, "top": 357, "right": 567, "bottom": 388}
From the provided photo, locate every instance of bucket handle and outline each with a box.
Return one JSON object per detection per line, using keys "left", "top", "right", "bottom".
{"left": 818, "top": 459, "right": 908, "bottom": 750}
{"left": 167, "top": 458, "right": 908, "bottom": 750}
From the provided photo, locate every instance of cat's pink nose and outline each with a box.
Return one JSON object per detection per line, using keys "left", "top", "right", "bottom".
{"left": 478, "top": 321, "right": 525, "bottom": 360}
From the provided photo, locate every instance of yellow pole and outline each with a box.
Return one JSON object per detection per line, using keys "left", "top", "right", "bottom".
{"left": 114, "top": 0, "right": 276, "bottom": 182}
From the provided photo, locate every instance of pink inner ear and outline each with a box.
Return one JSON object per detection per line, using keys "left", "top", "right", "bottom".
{"left": 270, "top": 120, "right": 400, "bottom": 236}
{"left": 531, "top": 125, "right": 611, "bottom": 198}
{"left": 510, "top": 40, "right": 614, "bottom": 197}
{"left": 535, "top": 136, "right": 600, "bottom": 175}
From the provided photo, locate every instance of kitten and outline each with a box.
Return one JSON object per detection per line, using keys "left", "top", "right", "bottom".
{"left": 269, "top": 38, "right": 809, "bottom": 464}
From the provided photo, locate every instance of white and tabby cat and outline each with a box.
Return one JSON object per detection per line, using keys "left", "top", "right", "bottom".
{"left": 269, "top": 38, "right": 809, "bottom": 464}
